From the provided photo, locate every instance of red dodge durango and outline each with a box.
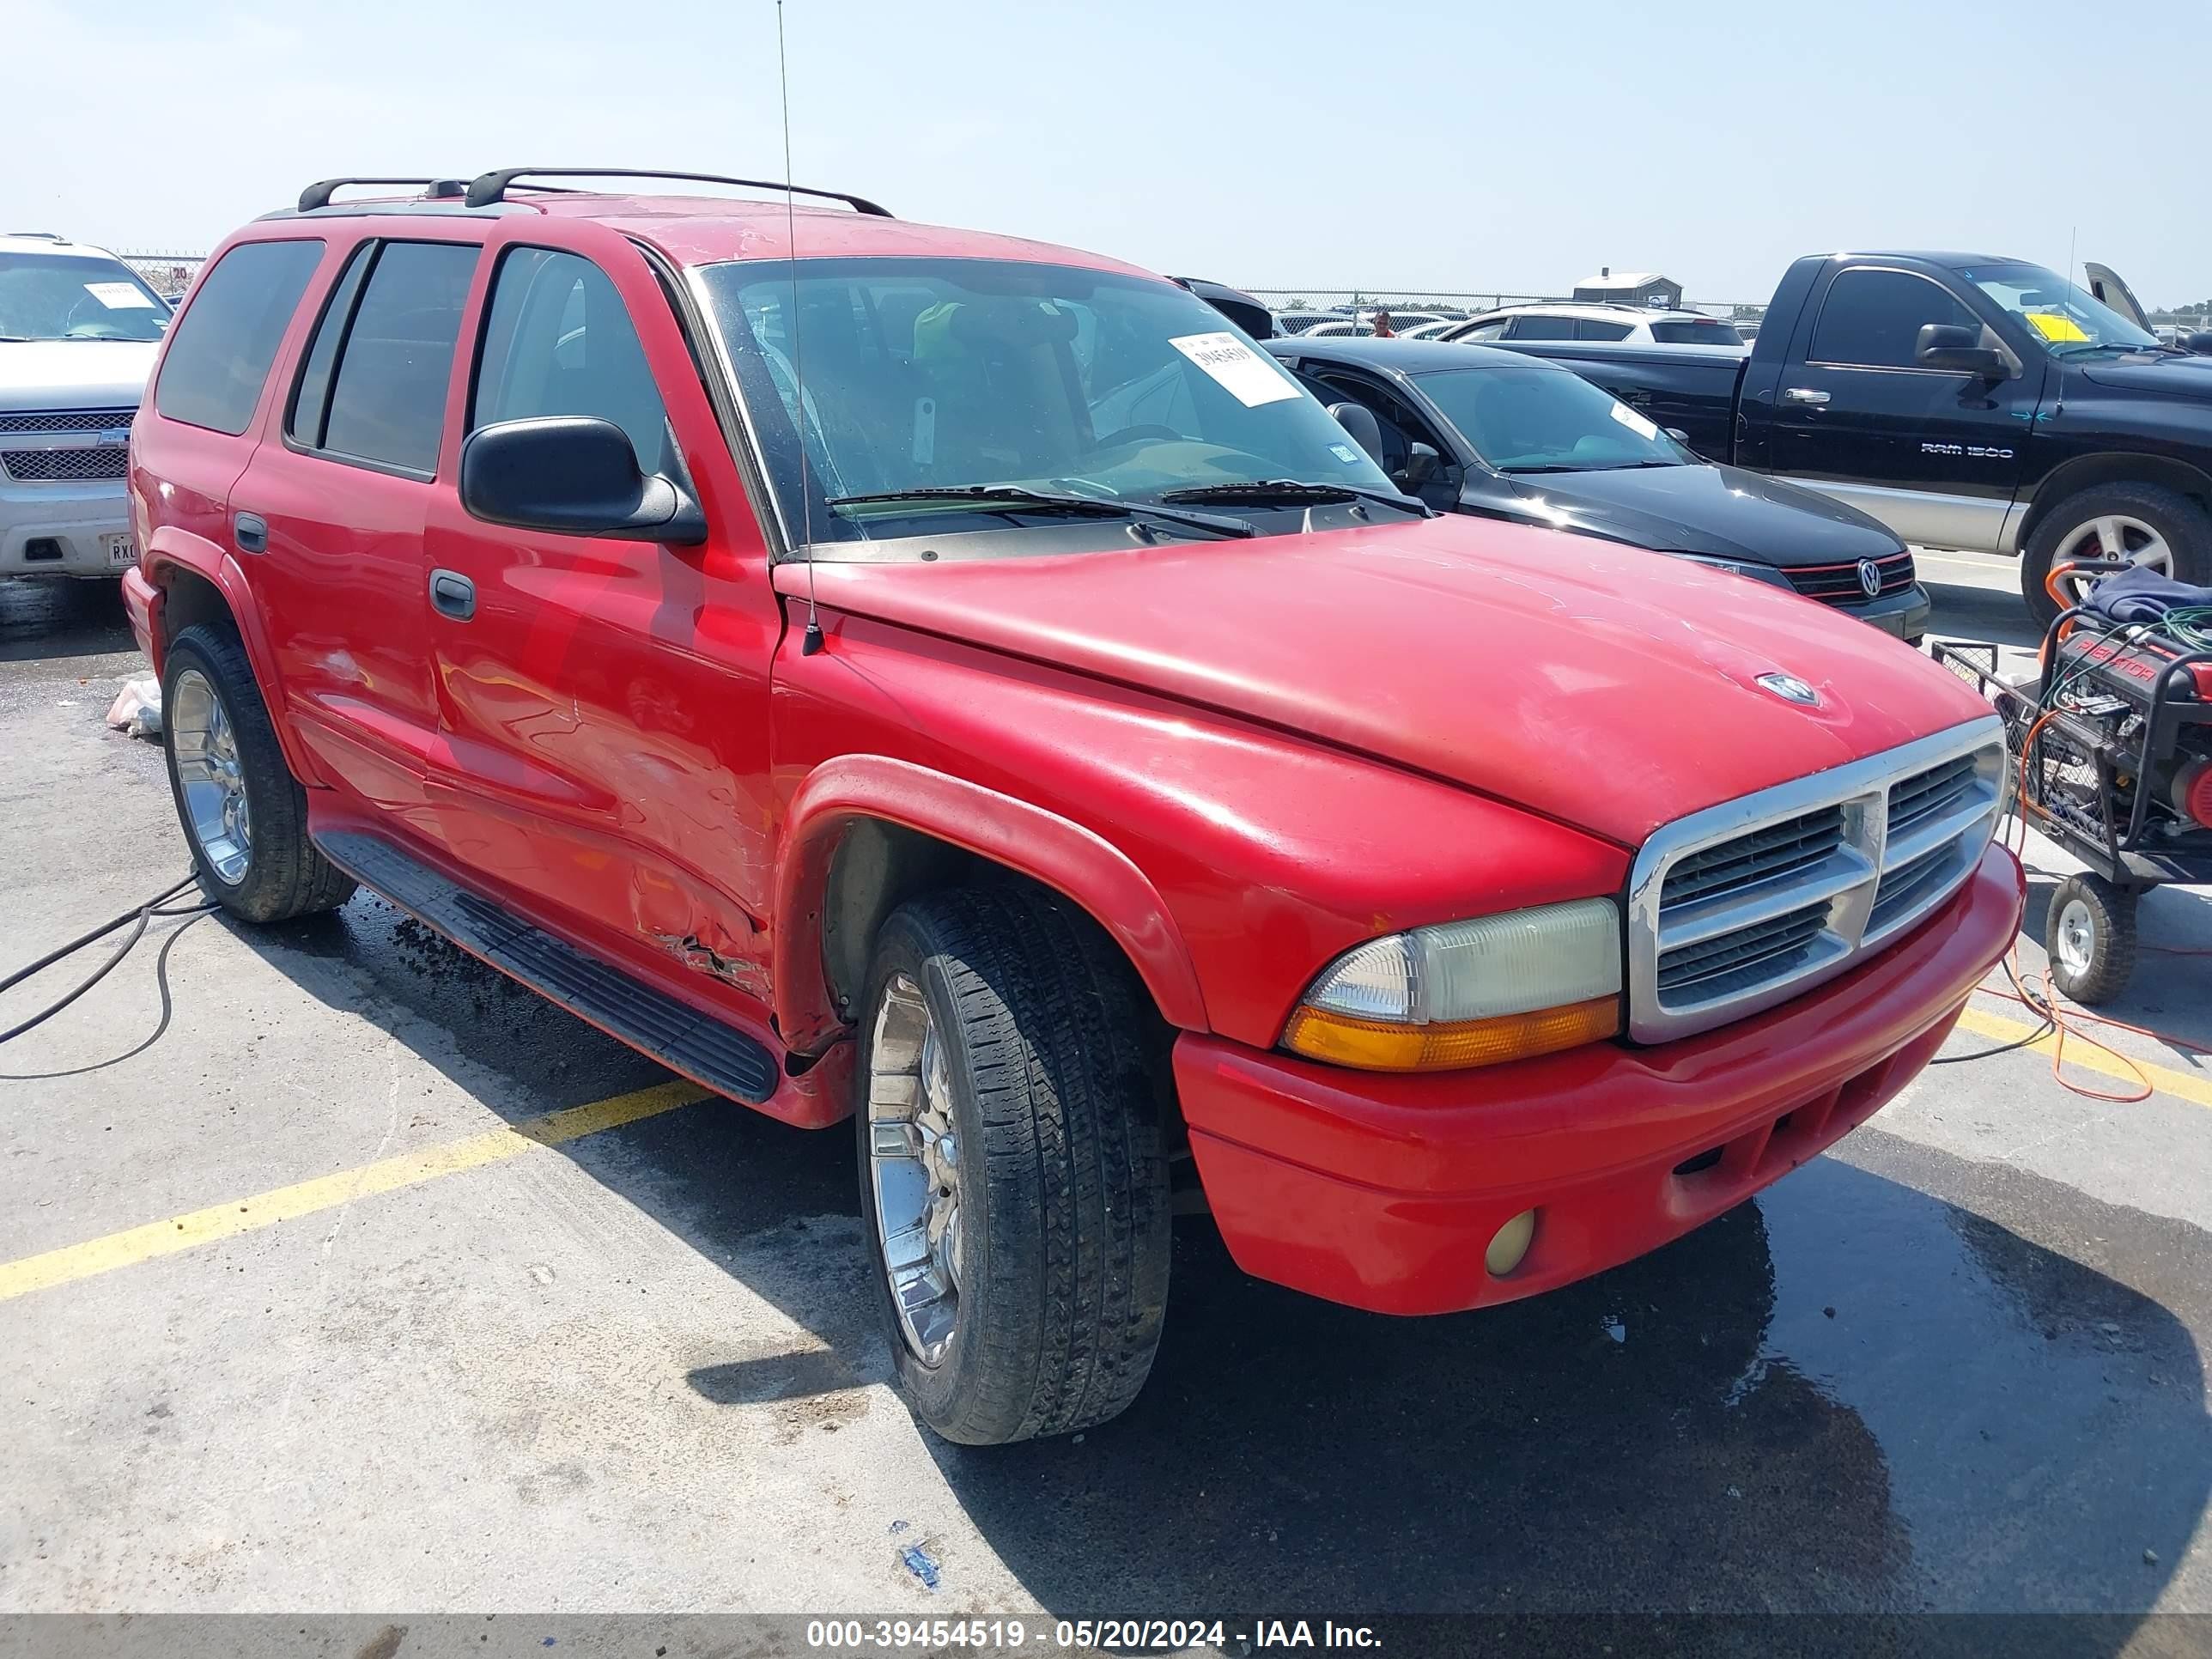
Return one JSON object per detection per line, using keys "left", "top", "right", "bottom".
{"left": 123, "top": 169, "right": 2022, "bottom": 1443}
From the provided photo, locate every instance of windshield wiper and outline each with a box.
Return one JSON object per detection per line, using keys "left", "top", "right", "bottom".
{"left": 2054, "top": 339, "right": 2174, "bottom": 357}
{"left": 1158, "top": 478, "right": 1430, "bottom": 516}
{"left": 825, "top": 484, "right": 1255, "bottom": 539}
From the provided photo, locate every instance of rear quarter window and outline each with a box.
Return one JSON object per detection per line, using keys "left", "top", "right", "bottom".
{"left": 153, "top": 240, "right": 325, "bottom": 435}
{"left": 1650, "top": 319, "right": 1744, "bottom": 345}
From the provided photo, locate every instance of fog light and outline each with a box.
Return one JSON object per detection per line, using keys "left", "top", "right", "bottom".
{"left": 1485, "top": 1209, "right": 1536, "bottom": 1277}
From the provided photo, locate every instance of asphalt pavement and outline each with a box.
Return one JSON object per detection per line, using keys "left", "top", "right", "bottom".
{"left": 3, "top": 557, "right": 2210, "bottom": 1639}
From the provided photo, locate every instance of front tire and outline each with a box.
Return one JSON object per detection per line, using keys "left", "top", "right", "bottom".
{"left": 2021, "top": 483, "right": 2212, "bottom": 629}
{"left": 854, "top": 884, "right": 1171, "bottom": 1445}
{"left": 161, "top": 623, "right": 356, "bottom": 923}
{"left": 2046, "top": 872, "right": 2137, "bottom": 1006}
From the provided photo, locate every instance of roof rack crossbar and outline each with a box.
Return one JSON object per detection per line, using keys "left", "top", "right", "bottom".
{"left": 298, "top": 178, "right": 466, "bottom": 213}
{"left": 462, "top": 167, "right": 890, "bottom": 216}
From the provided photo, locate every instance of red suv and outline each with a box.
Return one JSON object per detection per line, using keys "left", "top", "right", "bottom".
{"left": 125, "top": 170, "right": 2022, "bottom": 1444}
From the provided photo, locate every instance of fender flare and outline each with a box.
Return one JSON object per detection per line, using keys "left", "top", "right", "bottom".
{"left": 772, "top": 755, "right": 1211, "bottom": 1049}
{"left": 144, "top": 526, "right": 326, "bottom": 787}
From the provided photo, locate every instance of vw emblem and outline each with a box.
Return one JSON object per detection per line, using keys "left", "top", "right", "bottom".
{"left": 1856, "top": 558, "right": 1883, "bottom": 599}
{"left": 1757, "top": 672, "right": 1820, "bottom": 706}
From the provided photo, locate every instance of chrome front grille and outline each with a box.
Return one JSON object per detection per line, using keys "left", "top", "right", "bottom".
{"left": 0, "top": 408, "right": 136, "bottom": 484}
{"left": 0, "top": 447, "right": 129, "bottom": 481}
{"left": 1628, "top": 718, "right": 2006, "bottom": 1041}
{"left": 1660, "top": 805, "right": 1844, "bottom": 908}
{"left": 0, "top": 408, "right": 135, "bottom": 434}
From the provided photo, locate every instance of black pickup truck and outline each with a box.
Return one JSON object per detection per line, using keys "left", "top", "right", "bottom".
{"left": 1490, "top": 252, "right": 2212, "bottom": 624}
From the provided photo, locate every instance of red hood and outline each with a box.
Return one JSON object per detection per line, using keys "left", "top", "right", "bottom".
{"left": 778, "top": 516, "right": 1992, "bottom": 847}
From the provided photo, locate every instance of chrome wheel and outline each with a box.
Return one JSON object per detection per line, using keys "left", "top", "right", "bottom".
{"left": 2054, "top": 896, "right": 2097, "bottom": 979}
{"left": 867, "top": 973, "right": 963, "bottom": 1365}
{"left": 2055, "top": 514, "right": 2173, "bottom": 599}
{"left": 170, "top": 667, "right": 251, "bottom": 884}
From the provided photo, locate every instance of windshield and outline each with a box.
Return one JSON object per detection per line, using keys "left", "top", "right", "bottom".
{"left": 1413, "top": 366, "right": 1694, "bottom": 472}
{"left": 698, "top": 258, "right": 1395, "bottom": 548}
{"left": 0, "top": 252, "right": 169, "bottom": 343}
{"left": 1962, "top": 263, "right": 2158, "bottom": 355}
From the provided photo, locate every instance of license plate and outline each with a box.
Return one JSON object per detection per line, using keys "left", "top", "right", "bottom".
{"left": 104, "top": 533, "right": 136, "bottom": 568}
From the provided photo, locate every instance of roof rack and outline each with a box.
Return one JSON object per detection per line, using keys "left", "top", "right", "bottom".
{"left": 462, "top": 167, "right": 890, "bottom": 216}
{"left": 298, "top": 178, "right": 467, "bottom": 213}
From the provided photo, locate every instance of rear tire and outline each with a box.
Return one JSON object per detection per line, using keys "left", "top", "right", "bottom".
{"left": 2045, "top": 872, "right": 2136, "bottom": 1006}
{"left": 2021, "top": 483, "right": 2212, "bottom": 629}
{"left": 854, "top": 883, "right": 1171, "bottom": 1445}
{"left": 161, "top": 623, "right": 355, "bottom": 923}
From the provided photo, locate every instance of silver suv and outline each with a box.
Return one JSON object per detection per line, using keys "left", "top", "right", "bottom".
{"left": 0, "top": 233, "right": 172, "bottom": 580}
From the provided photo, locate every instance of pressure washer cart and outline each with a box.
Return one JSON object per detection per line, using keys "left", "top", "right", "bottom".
{"left": 1931, "top": 560, "right": 2212, "bottom": 1003}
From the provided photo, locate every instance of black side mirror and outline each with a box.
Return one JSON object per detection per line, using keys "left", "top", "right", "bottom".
{"left": 1401, "top": 441, "right": 1442, "bottom": 487}
{"left": 460, "top": 416, "right": 706, "bottom": 545}
{"left": 1327, "top": 401, "right": 1385, "bottom": 463}
{"left": 1916, "top": 323, "right": 2009, "bottom": 380}
{"left": 2183, "top": 330, "right": 2212, "bottom": 356}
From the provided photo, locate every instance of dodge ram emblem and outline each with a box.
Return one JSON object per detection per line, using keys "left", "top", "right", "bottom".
{"left": 1856, "top": 558, "right": 1882, "bottom": 599}
{"left": 1757, "top": 672, "right": 1820, "bottom": 706}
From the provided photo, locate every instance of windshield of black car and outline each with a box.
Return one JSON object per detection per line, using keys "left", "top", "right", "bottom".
{"left": 1962, "top": 263, "right": 2159, "bottom": 354}
{"left": 696, "top": 258, "right": 1396, "bottom": 548}
{"left": 1412, "top": 366, "right": 1693, "bottom": 472}
{"left": 0, "top": 253, "right": 169, "bottom": 342}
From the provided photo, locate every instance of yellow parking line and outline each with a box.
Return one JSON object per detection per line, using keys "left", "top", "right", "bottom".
{"left": 1955, "top": 1003, "right": 2212, "bottom": 1109}
{"left": 0, "top": 1080, "right": 707, "bottom": 1304}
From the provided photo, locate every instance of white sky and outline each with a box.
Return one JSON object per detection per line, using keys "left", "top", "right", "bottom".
{"left": 13, "top": 0, "right": 2209, "bottom": 308}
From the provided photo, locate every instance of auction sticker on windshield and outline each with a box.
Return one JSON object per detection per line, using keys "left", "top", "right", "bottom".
{"left": 1611, "top": 401, "right": 1662, "bottom": 441}
{"left": 1170, "top": 331, "right": 1301, "bottom": 407}
{"left": 85, "top": 283, "right": 156, "bottom": 309}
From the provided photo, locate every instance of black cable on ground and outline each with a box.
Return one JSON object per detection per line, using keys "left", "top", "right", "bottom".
{"left": 0, "top": 872, "right": 208, "bottom": 1048}
{"left": 0, "top": 906, "right": 217, "bottom": 1081}
{"left": 1929, "top": 957, "right": 2057, "bottom": 1066}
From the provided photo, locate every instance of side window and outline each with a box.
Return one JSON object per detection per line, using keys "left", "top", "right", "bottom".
{"left": 1507, "top": 315, "right": 1577, "bottom": 340}
{"left": 286, "top": 244, "right": 374, "bottom": 447}
{"left": 153, "top": 240, "right": 325, "bottom": 435}
{"left": 1459, "top": 320, "right": 1508, "bottom": 341}
{"left": 313, "top": 241, "right": 478, "bottom": 475}
{"left": 472, "top": 247, "right": 673, "bottom": 474}
{"left": 1810, "top": 269, "right": 1978, "bottom": 369}
{"left": 1576, "top": 319, "right": 1633, "bottom": 341}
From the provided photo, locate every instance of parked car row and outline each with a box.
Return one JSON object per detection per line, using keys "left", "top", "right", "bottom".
{"left": 1462, "top": 251, "right": 2212, "bottom": 623}
{"left": 114, "top": 170, "right": 2021, "bottom": 1445}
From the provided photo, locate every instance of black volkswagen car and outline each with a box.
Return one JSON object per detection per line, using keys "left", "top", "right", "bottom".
{"left": 1262, "top": 335, "right": 1930, "bottom": 640}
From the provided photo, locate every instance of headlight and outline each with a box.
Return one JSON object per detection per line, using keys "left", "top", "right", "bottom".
{"left": 1281, "top": 897, "right": 1623, "bottom": 1072}
{"left": 1679, "top": 555, "right": 1793, "bottom": 588}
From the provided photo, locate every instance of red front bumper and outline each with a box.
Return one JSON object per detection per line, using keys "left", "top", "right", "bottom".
{"left": 1177, "top": 843, "right": 2024, "bottom": 1316}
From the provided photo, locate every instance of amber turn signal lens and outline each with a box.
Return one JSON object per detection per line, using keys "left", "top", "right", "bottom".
{"left": 1282, "top": 995, "right": 1621, "bottom": 1072}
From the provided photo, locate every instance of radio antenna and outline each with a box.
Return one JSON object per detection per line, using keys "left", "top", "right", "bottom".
{"left": 777, "top": 0, "right": 824, "bottom": 655}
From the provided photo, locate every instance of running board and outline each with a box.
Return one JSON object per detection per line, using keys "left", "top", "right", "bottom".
{"left": 314, "top": 830, "right": 779, "bottom": 1103}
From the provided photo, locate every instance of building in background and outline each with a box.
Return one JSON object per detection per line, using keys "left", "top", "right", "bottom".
{"left": 1571, "top": 268, "right": 1682, "bottom": 310}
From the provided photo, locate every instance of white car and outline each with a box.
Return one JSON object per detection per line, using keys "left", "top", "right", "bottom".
{"left": 1299, "top": 310, "right": 1449, "bottom": 339}
{"left": 1, "top": 233, "right": 171, "bottom": 580}
{"left": 1438, "top": 303, "right": 1745, "bottom": 347}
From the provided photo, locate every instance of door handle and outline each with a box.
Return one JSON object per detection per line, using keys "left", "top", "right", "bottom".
{"left": 1781, "top": 387, "right": 1832, "bottom": 405}
{"left": 234, "top": 512, "right": 269, "bottom": 554}
{"left": 428, "top": 568, "right": 476, "bottom": 622}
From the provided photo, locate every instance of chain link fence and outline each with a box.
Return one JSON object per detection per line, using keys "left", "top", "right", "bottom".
{"left": 1243, "top": 287, "right": 1771, "bottom": 324}
{"left": 117, "top": 251, "right": 206, "bottom": 298}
